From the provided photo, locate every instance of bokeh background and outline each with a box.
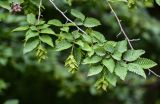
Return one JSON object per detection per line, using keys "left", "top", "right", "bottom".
{"left": 0, "top": 0, "right": 160, "bottom": 104}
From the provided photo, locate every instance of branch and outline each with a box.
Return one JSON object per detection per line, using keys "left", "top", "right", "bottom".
{"left": 106, "top": 1, "right": 160, "bottom": 78}
{"left": 148, "top": 69, "right": 160, "bottom": 78}
{"left": 49, "top": 0, "right": 88, "bottom": 35}
{"left": 106, "top": 1, "right": 134, "bottom": 50}
{"left": 37, "top": 0, "right": 42, "bottom": 23}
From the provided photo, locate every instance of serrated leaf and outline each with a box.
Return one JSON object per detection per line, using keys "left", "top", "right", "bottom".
{"left": 72, "top": 30, "right": 81, "bottom": 39}
{"left": 91, "top": 31, "right": 106, "bottom": 43}
{"left": 112, "top": 51, "right": 122, "bottom": 61}
{"left": 60, "top": 26, "right": 69, "bottom": 32}
{"left": 115, "top": 40, "right": 127, "bottom": 53}
{"left": 61, "top": 33, "right": 74, "bottom": 42}
{"left": 87, "top": 48, "right": 94, "bottom": 57}
{"left": 88, "top": 65, "right": 103, "bottom": 76}
{"left": 71, "top": 9, "right": 85, "bottom": 21}
{"left": 83, "top": 55, "right": 102, "bottom": 64}
{"left": 37, "top": 20, "right": 45, "bottom": 25}
{"left": 82, "top": 34, "right": 92, "bottom": 44}
{"left": 102, "top": 58, "right": 115, "bottom": 73}
{"left": 55, "top": 40, "right": 72, "bottom": 51}
{"left": 128, "top": 63, "right": 146, "bottom": 78}
{"left": 40, "top": 35, "right": 54, "bottom": 47}
{"left": 123, "top": 50, "right": 145, "bottom": 62}
{"left": 93, "top": 44, "right": 106, "bottom": 56}
{"left": 81, "top": 43, "right": 92, "bottom": 52}
{"left": 12, "top": 26, "right": 29, "bottom": 32}
{"left": 75, "top": 40, "right": 84, "bottom": 47}
{"left": 114, "top": 63, "right": 128, "bottom": 80}
{"left": 23, "top": 39, "right": 39, "bottom": 54}
{"left": 48, "top": 19, "right": 63, "bottom": 26}
{"left": 104, "top": 41, "right": 116, "bottom": 53}
{"left": 40, "top": 28, "right": 55, "bottom": 35}
{"left": 106, "top": 72, "right": 117, "bottom": 87}
{"left": 134, "top": 58, "right": 157, "bottom": 69}
{"left": 37, "top": 24, "right": 49, "bottom": 30}
{"left": 27, "top": 13, "right": 36, "bottom": 24}
{"left": 30, "top": 26, "right": 37, "bottom": 31}
{"left": 25, "top": 30, "right": 39, "bottom": 41}
{"left": 74, "top": 48, "right": 82, "bottom": 65}
{"left": 84, "top": 17, "right": 101, "bottom": 27}
{"left": 156, "top": 0, "right": 160, "bottom": 6}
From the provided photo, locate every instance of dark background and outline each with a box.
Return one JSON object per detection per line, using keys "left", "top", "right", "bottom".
{"left": 0, "top": 0, "right": 160, "bottom": 104}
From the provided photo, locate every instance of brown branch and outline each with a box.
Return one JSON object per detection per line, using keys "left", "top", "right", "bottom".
{"left": 49, "top": 0, "right": 88, "bottom": 35}
{"left": 106, "top": 1, "right": 134, "bottom": 50}
{"left": 106, "top": 1, "right": 160, "bottom": 78}
{"left": 37, "top": 0, "right": 42, "bottom": 23}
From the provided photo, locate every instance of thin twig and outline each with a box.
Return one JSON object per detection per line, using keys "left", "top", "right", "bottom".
{"left": 37, "top": 0, "right": 42, "bottom": 23}
{"left": 106, "top": 1, "right": 134, "bottom": 50}
{"left": 106, "top": 1, "right": 160, "bottom": 78}
{"left": 129, "top": 38, "right": 140, "bottom": 42}
{"left": 49, "top": 0, "right": 88, "bottom": 35}
{"left": 116, "top": 31, "right": 122, "bottom": 38}
{"left": 148, "top": 69, "right": 160, "bottom": 78}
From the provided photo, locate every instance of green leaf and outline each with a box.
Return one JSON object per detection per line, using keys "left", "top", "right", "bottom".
{"left": 9, "top": 0, "right": 24, "bottom": 3}
{"left": 74, "top": 48, "right": 82, "bottom": 65}
{"left": 75, "top": 40, "right": 84, "bottom": 47}
{"left": 84, "top": 17, "right": 101, "bottom": 27}
{"left": 71, "top": 9, "right": 85, "bottom": 21}
{"left": 37, "top": 20, "right": 45, "bottom": 25}
{"left": 81, "top": 43, "right": 92, "bottom": 52}
{"left": 0, "top": 1, "right": 11, "bottom": 10}
{"left": 37, "top": 24, "right": 50, "bottom": 30}
{"left": 82, "top": 34, "right": 92, "bottom": 44}
{"left": 48, "top": 19, "right": 63, "bottom": 26}
{"left": 114, "top": 63, "right": 128, "bottom": 80}
{"left": 115, "top": 40, "right": 127, "bottom": 53}
{"left": 55, "top": 40, "right": 72, "bottom": 51}
{"left": 123, "top": 50, "right": 145, "bottom": 62}
{"left": 133, "top": 58, "right": 157, "bottom": 69}
{"left": 60, "top": 33, "right": 74, "bottom": 42}
{"left": 40, "top": 28, "right": 55, "bottom": 35}
{"left": 108, "top": 0, "right": 127, "bottom": 2}
{"left": 106, "top": 72, "right": 117, "bottom": 87}
{"left": 23, "top": 39, "right": 39, "bottom": 54}
{"left": 27, "top": 13, "right": 36, "bottom": 24}
{"left": 83, "top": 55, "right": 102, "bottom": 64}
{"left": 4, "top": 99, "right": 19, "bottom": 104}
{"left": 104, "top": 41, "right": 117, "bottom": 53}
{"left": 93, "top": 44, "right": 106, "bottom": 56}
{"left": 25, "top": 30, "right": 39, "bottom": 41}
{"left": 40, "top": 35, "right": 54, "bottom": 47}
{"left": 102, "top": 58, "right": 115, "bottom": 73}
{"left": 112, "top": 51, "right": 122, "bottom": 61}
{"left": 12, "top": 26, "right": 29, "bottom": 32}
{"left": 128, "top": 63, "right": 146, "bottom": 78}
{"left": 72, "top": 30, "right": 81, "bottom": 39}
{"left": 156, "top": 0, "right": 160, "bottom": 6}
{"left": 88, "top": 65, "right": 103, "bottom": 76}
{"left": 30, "top": 26, "right": 37, "bottom": 31}
{"left": 87, "top": 48, "right": 94, "bottom": 57}
{"left": 91, "top": 31, "right": 106, "bottom": 43}
{"left": 60, "top": 26, "right": 69, "bottom": 32}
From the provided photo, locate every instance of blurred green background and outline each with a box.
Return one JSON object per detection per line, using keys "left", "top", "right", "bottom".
{"left": 0, "top": 0, "right": 160, "bottom": 104}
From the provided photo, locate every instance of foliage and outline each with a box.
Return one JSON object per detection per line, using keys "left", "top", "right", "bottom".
{"left": 0, "top": 0, "right": 160, "bottom": 103}
{"left": 0, "top": 0, "right": 158, "bottom": 92}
